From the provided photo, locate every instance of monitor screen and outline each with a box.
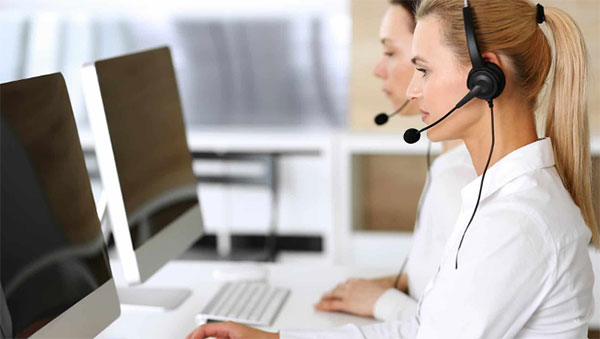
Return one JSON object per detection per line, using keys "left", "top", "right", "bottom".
{"left": 0, "top": 74, "right": 112, "bottom": 338}
{"left": 94, "top": 47, "right": 199, "bottom": 250}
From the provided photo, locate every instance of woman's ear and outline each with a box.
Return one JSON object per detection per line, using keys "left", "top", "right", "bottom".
{"left": 481, "top": 51, "right": 514, "bottom": 91}
{"left": 481, "top": 51, "right": 503, "bottom": 70}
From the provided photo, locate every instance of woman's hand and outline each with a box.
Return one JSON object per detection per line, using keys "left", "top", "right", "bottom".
{"left": 314, "top": 278, "right": 389, "bottom": 317}
{"left": 186, "top": 321, "right": 279, "bottom": 339}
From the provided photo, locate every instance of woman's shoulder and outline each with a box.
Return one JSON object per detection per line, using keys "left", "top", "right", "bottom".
{"left": 482, "top": 167, "right": 591, "bottom": 251}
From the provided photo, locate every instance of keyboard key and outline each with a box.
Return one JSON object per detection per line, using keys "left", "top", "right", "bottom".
{"left": 234, "top": 283, "right": 261, "bottom": 319}
{"left": 259, "top": 288, "right": 289, "bottom": 325}
{"left": 203, "top": 282, "right": 231, "bottom": 315}
{"left": 249, "top": 287, "right": 275, "bottom": 322}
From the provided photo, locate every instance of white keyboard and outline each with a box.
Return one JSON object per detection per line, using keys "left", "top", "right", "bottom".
{"left": 196, "top": 281, "right": 290, "bottom": 327}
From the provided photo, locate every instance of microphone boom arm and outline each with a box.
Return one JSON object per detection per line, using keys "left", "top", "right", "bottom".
{"left": 417, "top": 85, "right": 482, "bottom": 134}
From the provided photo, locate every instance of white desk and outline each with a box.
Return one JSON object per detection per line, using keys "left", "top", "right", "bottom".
{"left": 96, "top": 260, "right": 384, "bottom": 339}
{"left": 97, "top": 253, "right": 600, "bottom": 338}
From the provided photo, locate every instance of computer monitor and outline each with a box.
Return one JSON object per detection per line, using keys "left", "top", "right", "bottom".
{"left": 0, "top": 73, "right": 120, "bottom": 338}
{"left": 81, "top": 46, "right": 203, "bottom": 307}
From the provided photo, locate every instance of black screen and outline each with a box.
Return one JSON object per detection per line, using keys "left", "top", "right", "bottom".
{"left": 0, "top": 74, "right": 111, "bottom": 338}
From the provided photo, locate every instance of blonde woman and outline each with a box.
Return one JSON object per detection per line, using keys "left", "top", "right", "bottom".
{"left": 314, "top": 0, "right": 475, "bottom": 322}
{"left": 188, "top": 0, "right": 598, "bottom": 337}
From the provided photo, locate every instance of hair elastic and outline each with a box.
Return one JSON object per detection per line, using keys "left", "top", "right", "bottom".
{"left": 536, "top": 4, "right": 545, "bottom": 24}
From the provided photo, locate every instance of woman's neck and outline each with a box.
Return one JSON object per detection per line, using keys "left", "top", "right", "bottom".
{"left": 441, "top": 139, "right": 463, "bottom": 154}
{"left": 463, "top": 100, "right": 539, "bottom": 175}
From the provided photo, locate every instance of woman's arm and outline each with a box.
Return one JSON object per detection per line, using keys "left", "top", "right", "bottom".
{"left": 314, "top": 278, "right": 389, "bottom": 317}
{"left": 371, "top": 273, "right": 408, "bottom": 293}
{"left": 314, "top": 273, "right": 414, "bottom": 320}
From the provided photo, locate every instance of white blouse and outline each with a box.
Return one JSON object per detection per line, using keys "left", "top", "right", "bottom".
{"left": 281, "top": 138, "right": 595, "bottom": 339}
{"left": 374, "top": 142, "right": 476, "bottom": 321}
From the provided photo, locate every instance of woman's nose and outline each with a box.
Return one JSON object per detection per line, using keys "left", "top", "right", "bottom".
{"left": 373, "top": 59, "right": 387, "bottom": 79}
{"left": 405, "top": 70, "right": 421, "bottom": 101}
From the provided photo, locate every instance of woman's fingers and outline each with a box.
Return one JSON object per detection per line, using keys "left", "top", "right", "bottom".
{"left": 187, "top": 322, "right": 236, "bottom": 339}
{"left": 332, "top": 283, "right": 349, "bottom": 298}
{"left": 315, "top": 298, "right": 346, "bottom": 312}
{"left": 317, "top": 279, "right": 363, "bottom": 309}
{"left": 186, "top": 327, "right": 197, "bottom": 339}
{"left": 187, "top": 321, "right": 280, "bottom": 339}
{"left": 319, "top": 279, "right": 357, "bottom": 300}
{"left": 321, "top": 290, "right": 334, "bottom": 299}
{"left": 320, "top": 284, "right": 346, "bottom": 300}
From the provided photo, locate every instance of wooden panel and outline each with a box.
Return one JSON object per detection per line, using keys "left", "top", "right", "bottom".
{"left": 355, "top": 154, "right": 428, "bottom": 231}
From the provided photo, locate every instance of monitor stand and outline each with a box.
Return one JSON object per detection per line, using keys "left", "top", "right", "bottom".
{"left": 212, "top": 263, "right": 268, "bottom": 282}
{"left": 116, "top": 287, "right": 191, "bottom": 311}
{"left": 97, "top": 195, "right": 192, "bottom": 311}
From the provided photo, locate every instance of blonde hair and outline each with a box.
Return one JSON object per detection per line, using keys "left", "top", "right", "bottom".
{"left": 416, "top": 0, "right": 599, "bottom": 247}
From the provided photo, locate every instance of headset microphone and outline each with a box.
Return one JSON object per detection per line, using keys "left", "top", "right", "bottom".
{"left": 374, "top": 99, "right": 410, "bottom": 126}
{"left": 403, "top": 85, "right": 484, "bottom": 144}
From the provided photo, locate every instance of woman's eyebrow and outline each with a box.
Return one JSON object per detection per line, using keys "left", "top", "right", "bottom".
{"left": 411, "top": 56, "right": 428, "bottom": 65}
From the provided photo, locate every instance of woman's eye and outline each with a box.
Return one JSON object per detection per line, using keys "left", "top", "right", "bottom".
{"left": 416, "top": 67, "right": 428, "bottom": 77}
{"left": 384, "top": 52, "right": 394, "bottom": 57}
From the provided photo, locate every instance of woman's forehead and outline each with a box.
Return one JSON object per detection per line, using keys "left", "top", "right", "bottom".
{"left": 411, "top": 16, "right": 451, "bottom": 63}
{"left": 380, "top": 6, "right": 413, "bottom": 41}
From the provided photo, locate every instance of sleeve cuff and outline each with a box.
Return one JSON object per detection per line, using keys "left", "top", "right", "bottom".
{"left": 373, "top": 288, "right": 418, "bottom": 321}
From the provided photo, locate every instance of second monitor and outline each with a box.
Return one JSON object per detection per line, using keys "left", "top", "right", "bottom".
{"left": 82, "top": 47, "right": 203, "bottom": 293}
{"left": 83, "top": 46, "right": 290, "bottom": 324}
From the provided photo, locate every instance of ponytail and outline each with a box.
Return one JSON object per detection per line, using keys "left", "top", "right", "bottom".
{"left": 543, "top": 7, "right": 599, "bottom": 248}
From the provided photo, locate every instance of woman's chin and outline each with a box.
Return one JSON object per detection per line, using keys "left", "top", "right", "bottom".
{"left": 425, "top": 130, "right": 446, "bottom": 143}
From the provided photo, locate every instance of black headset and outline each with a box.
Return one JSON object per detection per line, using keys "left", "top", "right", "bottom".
{"left": 462, "top": 0, "right": 505, "bottom": 103}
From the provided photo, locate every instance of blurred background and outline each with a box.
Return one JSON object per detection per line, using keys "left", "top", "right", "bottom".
{"left": 0, "top": 0, "right": 598, "bottom": 268}
{"left": 0, "top": 0, "right": 350, "bottom": 128}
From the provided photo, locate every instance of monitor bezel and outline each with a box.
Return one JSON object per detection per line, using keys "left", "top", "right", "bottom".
{"left": 30, "top": 279, "right": 121, "bottom": 338}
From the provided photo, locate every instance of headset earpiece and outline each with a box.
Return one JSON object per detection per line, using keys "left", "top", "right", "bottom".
{"left": 467, "top": 62, "right": 505, "bottom": 101}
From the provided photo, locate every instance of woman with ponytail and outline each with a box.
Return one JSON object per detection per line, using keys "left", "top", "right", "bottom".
{"left": 187, "top": 0, "right": 597, "bottom": 337}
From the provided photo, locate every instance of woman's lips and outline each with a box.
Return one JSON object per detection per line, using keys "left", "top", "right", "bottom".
{"left": 420, "top": 109, "right": 430, "bottom": 122}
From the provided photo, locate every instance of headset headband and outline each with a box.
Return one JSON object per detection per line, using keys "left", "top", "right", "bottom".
{"left": 463, "top": 1, "right": 484, "bottom": 69}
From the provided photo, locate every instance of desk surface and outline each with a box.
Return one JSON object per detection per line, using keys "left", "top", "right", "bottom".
{"left": 97, "top": 261, "right": 384, "bottom": 339}
{"left": 98, "top": 254, "right": 600, "bottom": 339}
